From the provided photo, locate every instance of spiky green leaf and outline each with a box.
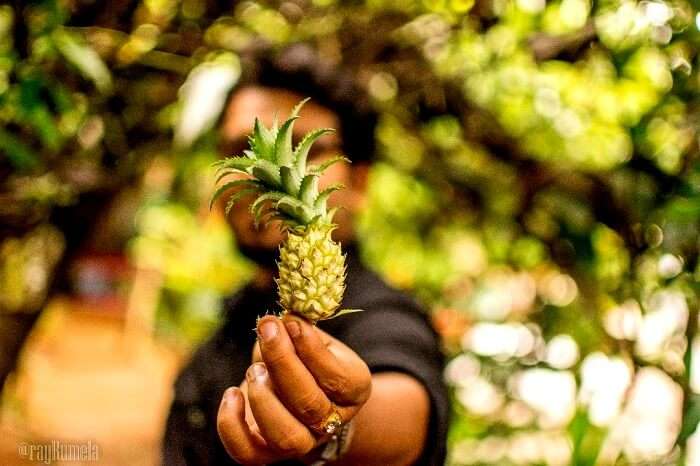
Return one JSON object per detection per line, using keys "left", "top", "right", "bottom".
{"left": 314, "top": 183, "right": 344, "bottom": 213}
{"left": 280, "top": 165, "right": 301, "bottom": 196}
{"left": 250, "top": 191, "right": 286, "bottom": 227}
{"left": 215, "top": 170, "right": 233, "bottom": 185}
{"left": 274, "top": 116, "right": 298, "bottom": 166}
{"left": 274, "top": 98, "right": 309, "bottom": 165}
{"left": 251, "top": 160, "right": 282, "bottom": 188}
{"left": 256, "top": 209, "right": 282, "bottom": 228}
{"left": 293, "top": 128, "right": 334, "bottom": 176}
{"left": 210, "top": 179, "right": 260, "bottom": 210}
{"left": 276, "top": 197, "right": 314, "bottom": 224}
{"left": 299, "top": 174, "right": 319, "bottom": 205}
{"left": 326, "top": 207, "right": 341, "bottom": 223}
{"left": 251, "top": 118, "right": 276, "bottom": 160}
{"left": 290, "top": 98, "right": 310, "bottom": 118}
{"left": 309, "top": 156, "right": 350, "bottom": 176}
{"left": 224, "top": 188, "right": 259, "bottom": 216}
{"left": 214, "top": 156, "right": 256, "bottom": 174}
{"left": 215, "top": 169, "right": 250, "bottom": 185}
{"left": 326, "top": 308, "right": 364, "bottom": 319}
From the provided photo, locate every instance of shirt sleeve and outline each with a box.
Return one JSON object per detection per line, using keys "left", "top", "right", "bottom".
{"left": 327, "top": 307, "right": 450, "bottom": 466}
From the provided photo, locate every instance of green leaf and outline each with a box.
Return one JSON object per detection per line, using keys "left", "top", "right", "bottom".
{"left": 268, "top": 211, "right": 297, "bottom": 229}
{"left": 256, "top": 209, "right": 283, "bottom": 228}
{"left": 325, "top": 308, "right": 364, "bottom": 320}
{"left": 250, "top": 118, "right": 276, "bottom": 160}
{"left": 251, "top": 160, "right": 282, "bottom": 188}
{"left": 276, "top": 197, "right": 313, "bottom": 224}
{"left": 294, "top": 128, "right": 334, "bottom": 176}
{"left": 215, "top": 170, "right": 237, "bottom": 185}
{"left": 215, "top": 165, "right": 255, "bottom": 184}
{"left": 299, "top": 174, "right": 319, "bottom": 205}
{"left": 325, "top": 207, "right": 340, "bottom": 223}
{"left": 210, "top": 179, "right": 260, "bottom": 210}
{"left": 308, "top": 156, "right": 350, "bottom": 176}
{"left": 274, "top": 98, "right": 310, "bottom": 166}
{"left": 290, "top": 98, "right": 310, "bottom": 118}
{"left": 0, "top": 128, "right": 39, "bottom": 170}
{"left": 280, "top": 165, "right": 301, "bottom": 196}
{"left": 250, "top": 191, "right": 286, "bottom": 227}
{"left": 314, "top": 183, "right": 344, "bottom": 213}
{"left": 52, "top": 27, "right": 112, "bottom": 94}
{"left": 274, "top": 116, "right": 298, "bottom": 166}
{"left": 214, "top": 156, "right": 256, "bottom": 173}
{"left": 19, "top": 78, "right": 62, "bottom": 151}
{"left": 29, "top": 106, "right": 61, "bottom": 150}
{"left": 224, "top": 188, "right": 259, "bottom": 216}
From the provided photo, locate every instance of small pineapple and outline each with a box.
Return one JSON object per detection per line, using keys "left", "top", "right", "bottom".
{"left": 211, "top": 99, "right": 358, "bottom": 322}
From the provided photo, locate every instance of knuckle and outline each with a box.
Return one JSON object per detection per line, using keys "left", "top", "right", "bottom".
{"left": 295, "top": 391, "right": 327, "bottom": 423}
{"left": 322, "top": 374, "right": 349, "bottom": 397}
{"left": 325, "top": 366, "right": 372, "bottom": 404}
{"left": 272, "top": 431, "right": 313, "bottom": 457}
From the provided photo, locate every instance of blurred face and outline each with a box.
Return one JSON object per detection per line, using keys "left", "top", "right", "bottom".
{"left": 219, "top": 86, "right": 365, "bottom": 253}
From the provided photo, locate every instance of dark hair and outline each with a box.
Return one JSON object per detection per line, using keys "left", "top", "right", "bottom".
{"left": 238, "top": 43, "right": 378, "bottom": 162}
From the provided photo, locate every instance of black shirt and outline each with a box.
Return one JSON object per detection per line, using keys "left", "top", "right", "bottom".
{"left": 162, "top": 247, "right": 449, "bottom": 465}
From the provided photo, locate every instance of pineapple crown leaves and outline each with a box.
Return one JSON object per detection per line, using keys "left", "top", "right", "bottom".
{"left": 211, "top": 98, "right": 350, "bottom": 228}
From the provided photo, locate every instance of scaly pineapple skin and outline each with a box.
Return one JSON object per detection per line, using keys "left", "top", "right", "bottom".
{"left": 276, "top": 221, "right": 346, "bottom": 321}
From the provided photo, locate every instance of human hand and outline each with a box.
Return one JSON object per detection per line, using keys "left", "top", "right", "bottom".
{"left": 217, "top": 313, "right": 372, "bottom": 464}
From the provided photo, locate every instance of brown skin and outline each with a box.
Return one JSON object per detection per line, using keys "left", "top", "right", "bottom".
{"left": 215, "top": 86, "right": 430, "bottom": 465}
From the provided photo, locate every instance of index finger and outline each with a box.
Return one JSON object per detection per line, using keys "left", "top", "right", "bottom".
{"left": 281, "top": 314, "right": 372, "bottom": 406}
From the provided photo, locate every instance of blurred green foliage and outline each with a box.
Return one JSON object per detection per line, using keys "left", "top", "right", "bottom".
{"left": 130, "top": 200, "right": 252, "bottom": 344}
{"left": 1, "top": 0, "right": 700, "bottom": 464}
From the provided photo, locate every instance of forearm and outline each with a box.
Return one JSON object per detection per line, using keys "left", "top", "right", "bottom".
{"left": 332, "top": 372, "right": 430, "bottom": 466}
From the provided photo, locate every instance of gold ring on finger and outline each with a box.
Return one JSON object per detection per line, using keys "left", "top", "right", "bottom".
{"left": 317, "top": 408, "right": 343, "bottom": 435}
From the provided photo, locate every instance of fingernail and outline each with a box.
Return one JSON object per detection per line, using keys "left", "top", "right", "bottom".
{"left": 223, "top": 387, "right": 239, "bottom": 407}
{"left": 247, "top": 363, "right": 267, "bottom": 382}
{"left": 285, "top": 319, "right": 302, "bottom": 338}
{"left": 259, "top": 319, "right": 278, "bottom": 343}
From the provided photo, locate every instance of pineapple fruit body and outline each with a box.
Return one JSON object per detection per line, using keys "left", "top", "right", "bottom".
{"left": 277, "top": 221, "right": 346, "bottom": 321}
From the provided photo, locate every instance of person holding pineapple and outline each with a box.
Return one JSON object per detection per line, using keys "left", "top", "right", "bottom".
{"left": 163, "top": 45, "right": 449, "bottom": 466}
